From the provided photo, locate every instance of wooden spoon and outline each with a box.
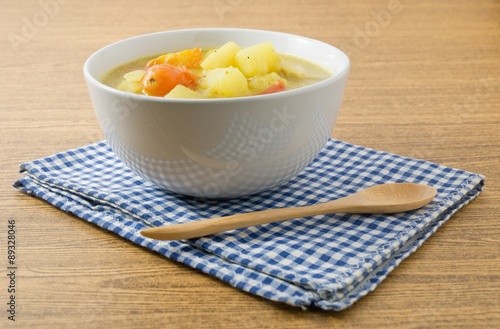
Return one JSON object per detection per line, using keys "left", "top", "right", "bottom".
{"left": 140, "top": 183, "right": 437, "bottom": 240}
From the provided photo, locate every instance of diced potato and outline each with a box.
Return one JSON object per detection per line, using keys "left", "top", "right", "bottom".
{"left": 280, "top": 55, "right": 330, "bottom": 80}
{"left": 248, "top": 72, "right": 286, "bottom": 94}
{"left": 280, "top": 57, "right": 307, "bottom": 79}
{"left": 123, "top": 69, "right": 146, "bottom": 82}
{"left": 234, "top": 42, "right": 281, "bottom": 78}
{"left": 199, "top": 67, "right": 248, "bottom": 98}
{"left": 117, "top": 80, "right": 142, "bottom": 94}
{"left": 128, "top": 82, "right": 142, "bottom": 94}
{"left": 165, "top": 85, "right": 204, "bottom": 99}
{"left": 188, "top": 68, "right": 204, "bottom": 77}
{"left": 200, "top": 41, "right": 241, "bottom": 70}
{"left": 117, "top": 80, "right": 128, "bottom": 91}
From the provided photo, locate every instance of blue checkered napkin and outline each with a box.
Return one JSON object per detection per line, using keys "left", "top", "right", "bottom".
{"left": 13, "top": 139, "right": 484, "bottom": 310}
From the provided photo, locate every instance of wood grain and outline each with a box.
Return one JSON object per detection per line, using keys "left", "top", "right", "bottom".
{"left": 1, "top": 0, "right": 499, "bottom": 328}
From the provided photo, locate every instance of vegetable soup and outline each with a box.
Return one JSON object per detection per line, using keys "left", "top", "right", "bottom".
{"left": 100, "top": 41, "right": 331, "bottom": 99}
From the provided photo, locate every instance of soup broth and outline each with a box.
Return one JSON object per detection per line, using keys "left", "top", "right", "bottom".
{"left": 100, "top": 41, "right": 331, "bottom": 99}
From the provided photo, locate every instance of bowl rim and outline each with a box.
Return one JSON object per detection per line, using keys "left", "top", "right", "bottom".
{"left": 83, "top": 28, "right": 350, "bottom": 104}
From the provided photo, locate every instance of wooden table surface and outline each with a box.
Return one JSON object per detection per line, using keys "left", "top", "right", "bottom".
{"left": 1, "top": 0, "right": 499, "bottom": 328}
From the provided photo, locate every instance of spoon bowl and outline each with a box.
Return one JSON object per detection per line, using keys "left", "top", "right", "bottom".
{"left": 346, "top": 182, "right": 438, "bottom": 213}
{"left": 140, "top": 182, "right": 437, "bottom": 240}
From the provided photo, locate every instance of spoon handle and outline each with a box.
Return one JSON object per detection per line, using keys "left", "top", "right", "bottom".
{"left": 140, "top": 196, "right": 360, "bottom": 240}
{"left": 139, "top": 183, "right": 436, "bottom": 240}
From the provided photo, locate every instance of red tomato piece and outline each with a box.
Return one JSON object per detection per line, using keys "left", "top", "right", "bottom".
{"left": 141, "top": 64, "right": 198, "bottom": 96}
{"left": 259, "top": 80, "right": 286, "bottom": 95}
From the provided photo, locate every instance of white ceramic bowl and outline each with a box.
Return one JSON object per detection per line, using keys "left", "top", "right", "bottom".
{"left": 84, "top": 28, "right": 350, "bottom": 198}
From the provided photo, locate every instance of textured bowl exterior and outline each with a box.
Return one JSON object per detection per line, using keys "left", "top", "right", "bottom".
{"left": 84, "top": 29, "right": 350, "bottom": 198}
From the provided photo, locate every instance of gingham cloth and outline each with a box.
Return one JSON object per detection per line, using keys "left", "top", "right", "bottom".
{"left": 13, "top": 139, "right": 484, "bottom": 310}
